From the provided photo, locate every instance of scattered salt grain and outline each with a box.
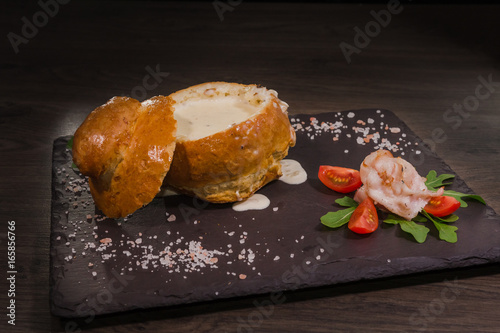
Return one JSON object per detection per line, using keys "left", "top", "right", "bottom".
{"left": 99, "top": 238, "right": 112, "bottom": 245}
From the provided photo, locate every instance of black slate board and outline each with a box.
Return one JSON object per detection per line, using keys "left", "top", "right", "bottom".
{"left": 50, "top": 109, "right": 500, "bottom": 318}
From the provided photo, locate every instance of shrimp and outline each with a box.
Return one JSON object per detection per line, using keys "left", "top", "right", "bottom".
{"left": 354, "top": 150, "right": 443, "bottom": 220}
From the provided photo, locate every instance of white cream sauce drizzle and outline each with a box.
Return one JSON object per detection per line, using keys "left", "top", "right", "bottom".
{"left": 232, "top": 193, "right": 270, "bottom": 212}
{"left": 174, "top": 96, "right": 258, "bottom": 141}
{"left": 279, "top": 159, "right": 307, "bottom": 185}
{"left": 231, "top": 160, "right": 306, "bottom": 212}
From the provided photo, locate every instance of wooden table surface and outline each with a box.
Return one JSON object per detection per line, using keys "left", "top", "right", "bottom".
{"left": 1, "top": 1, "right": 500, "bottom": 332}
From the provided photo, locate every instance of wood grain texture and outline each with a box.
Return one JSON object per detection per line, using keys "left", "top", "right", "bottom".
{"left": 1, "top": 1, "right": 499, "bottom": 332}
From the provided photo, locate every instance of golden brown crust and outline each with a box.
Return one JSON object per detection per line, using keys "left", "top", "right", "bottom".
{"left": 73, "top": 96, "right": 177, "bottom": 218}
{"left": 73, "top": 96, "right": 141, "bottom": 178}
{"left": 164, "top": 82, "right": 296, "bottom": 203}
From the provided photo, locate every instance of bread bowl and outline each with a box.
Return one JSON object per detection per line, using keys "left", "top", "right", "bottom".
{"left": 72, "top": 95, "right": 177, "bottom": 218}
{"left": 72, "top": 82, "right": 295, "bottom": 217}
{"left": 163, "top": 82, "right": 296, "bottom": 203}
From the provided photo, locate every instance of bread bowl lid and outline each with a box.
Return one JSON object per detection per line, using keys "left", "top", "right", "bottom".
{"left": 73, "top": 95, "right": 177, "bottom": 218}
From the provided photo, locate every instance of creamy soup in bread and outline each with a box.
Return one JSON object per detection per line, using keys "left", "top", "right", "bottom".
{"left": 174, "top": 96, "right": 258, "bottom": 141}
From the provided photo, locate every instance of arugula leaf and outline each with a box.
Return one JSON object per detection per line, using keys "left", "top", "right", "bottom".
{"left": 443, "top": 190, "right": 486, "bottom": 208}
{"left": 67, "top": 136, "right": 74, "bottom": 149}
{"left": 432, "top": 213, "right": 459, "bottom": 223}
{"left": 382, "top": 216, "right": 400, "bottom": 225}
{"left": 383, "top": 214, "right": 430, "bottom": 243}
{"left": 432, "top": 221, "right": 458, "bottom": 243}
{"left": 321, "top": 207, "right": 356, "bottom": 229}
{"left": 66, "top": 137, "right": 79, "bottom": 170}
{"left": 412, "top": 215, "right": 428, "bottom": 223}
{"left": 421, "top": 211, "right": 457, "bottom": 243}
{"left": 399, "top": 220, "right": 430, "bottom": 244}
{"left": 335, "top": 196, "right": 358, "bottom": 208}
{"left": 425, "top": 170, "right": 454, "bottom": 191}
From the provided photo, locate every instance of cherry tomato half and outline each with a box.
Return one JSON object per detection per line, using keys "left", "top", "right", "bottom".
{"left": 424, "top": 195, "right": 461, "bottom": 217}
{"left": 318, "top": 166, "right": 362, "bottom": 193}
{"left": 348, "top": 197, "right": 379, "bottom": 234}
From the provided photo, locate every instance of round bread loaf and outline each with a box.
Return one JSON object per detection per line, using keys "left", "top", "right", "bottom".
{"left": 163, "top": 82, "right": 296, "bottom": 203}
{"left": 72, "top": 95, "right": 177, "bottom": 218}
